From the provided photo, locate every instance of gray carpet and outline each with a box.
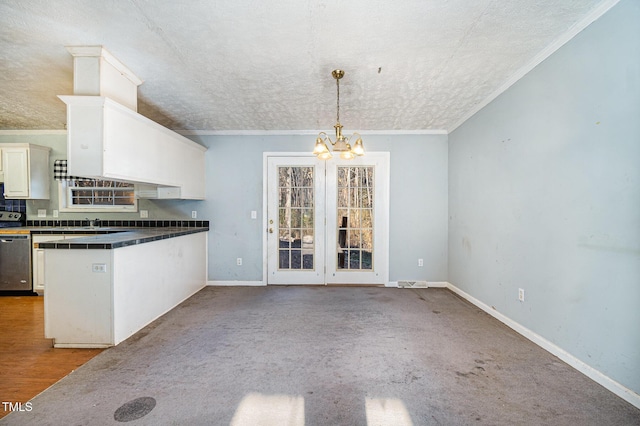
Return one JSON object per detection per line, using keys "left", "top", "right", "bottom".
{"left": 2, "top": 287, "right": 639, "bottom": 425}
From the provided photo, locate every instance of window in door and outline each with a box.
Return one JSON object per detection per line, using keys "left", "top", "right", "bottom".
{"left": 278, "top": 166, "right": 315, "bottom": 270}
{"left": 337, "top": 166, "right": 374, "bottom": 271}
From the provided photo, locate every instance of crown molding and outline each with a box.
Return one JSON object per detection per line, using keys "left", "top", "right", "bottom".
{"left": 0, "top": 130, "right": 67, "bottom": 135}
{"left": 177, "top": 129, "right": 448, "bottom": 136}
{"left": 448, "top": 0, "right": 621, "bottom": 133}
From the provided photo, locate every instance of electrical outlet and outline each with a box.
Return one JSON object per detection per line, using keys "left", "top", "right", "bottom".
{"left": 37, "top": 209, "right": 47, "bottom": 218}
{"left": 418, "top": 258, "right": 424, "bottom": 267}
{"left": 140, "top": 210, "right": 149, "bottom": 218}
{"left": 518, "top": 288, "right": 525, "bottom": 302}
{"left": 92, "top": 263, "right": 107, "bottom": 273}
{"left": 236, "top": 257, "right": 242, "bottom": 266}
{"left": 192, "top": 211, "right": 197, "bottom": 219}
{"left": 53, "top": 210, "right": 59, "bottom": 218}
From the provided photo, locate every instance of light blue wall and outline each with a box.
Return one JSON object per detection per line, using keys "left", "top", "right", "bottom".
{"left": 448, "top": 0, "right": 640, "bottom": 395}
{"left": 193, "top": 134, "right": 449, "bottom": 283}
{"left": 1, "top": 131, "right": 449, "bottom": 285}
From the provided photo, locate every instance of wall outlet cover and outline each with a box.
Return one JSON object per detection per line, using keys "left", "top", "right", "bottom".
{"left": 92, "top": 263, "right": 107, "bottom": 273}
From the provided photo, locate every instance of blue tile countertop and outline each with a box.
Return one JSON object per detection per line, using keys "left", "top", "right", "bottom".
{"left": 33, "top": 226, "right": 209, "bottom": 250}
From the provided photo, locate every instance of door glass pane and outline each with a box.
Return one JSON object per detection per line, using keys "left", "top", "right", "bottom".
{"left": 337, "top": 166, "right": 374, "bottom": 270}
{"left": 278, "top": 166, "right": 314, "bottom": 270}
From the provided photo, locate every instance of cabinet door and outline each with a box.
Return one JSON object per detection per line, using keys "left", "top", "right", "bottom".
{"left": 2, "top": 148, "right": 30, "bottom": 198}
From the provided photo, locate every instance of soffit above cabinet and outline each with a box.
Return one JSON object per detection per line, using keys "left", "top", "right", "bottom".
{"left": 59, "top": 48, "right": 206, "bottom": 199}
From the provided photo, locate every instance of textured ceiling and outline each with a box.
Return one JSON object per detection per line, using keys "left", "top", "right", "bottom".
{"left": 0, "top": 0, "right": 613, "bottom": 133}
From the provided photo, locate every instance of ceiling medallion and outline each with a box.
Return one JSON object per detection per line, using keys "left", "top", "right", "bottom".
{"left": 313, "top": 69, "right": 364, "bottom": 160}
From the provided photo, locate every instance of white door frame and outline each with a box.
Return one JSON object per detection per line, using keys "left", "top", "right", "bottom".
{"left": 262, "top": 152, "right": 389, "bottom": 286}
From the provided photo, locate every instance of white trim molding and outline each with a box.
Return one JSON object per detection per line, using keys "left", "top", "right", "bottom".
{"left": 0, "top": 130, "right": 67, "bottom": 135}
{"left": 207, "top": 281, "right": 265, "bottom": 287}
{"left": 177, "top": 129, "right": 448, "bottom": 136}
{"left": 448, "top": 0, "right": 621, "bottom": 133}
{"left": 389, "top": 281, "right": 448, "bottom": 288}
{"left": 444, "top": 281, "right": 640, "bottom": 409}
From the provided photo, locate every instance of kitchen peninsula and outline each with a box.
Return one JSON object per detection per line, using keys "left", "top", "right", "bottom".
{"left": 38, "top": 223, "right": 208, "bottom": 348}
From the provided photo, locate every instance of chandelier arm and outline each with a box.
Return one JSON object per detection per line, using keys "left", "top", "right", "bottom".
{"left": 347, "top": 132, "right": 362, "bottom": 142}
{"left": 317, "top": 131, "right": 336, "bottom": 146}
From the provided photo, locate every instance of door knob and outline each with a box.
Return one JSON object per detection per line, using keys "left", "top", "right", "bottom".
{"left": 269, "top": 228, "right": 274, "bottom": 233}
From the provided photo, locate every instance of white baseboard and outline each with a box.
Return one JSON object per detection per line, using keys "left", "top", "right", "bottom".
{"left": 207, "top": 280, "right": 265, "bottom": 286}
{"left": 445, "top": 282, "right": 640, "bottom": 409}
{"left": 389, "top": 281, "right": 449, "bottom": 288}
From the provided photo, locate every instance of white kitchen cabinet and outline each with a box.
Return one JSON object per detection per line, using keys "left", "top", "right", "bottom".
{"left": 0, "top": 144, "right": 50, "bottom": 199}
{"left": 58, "top": 47, "right": 206, "bottom": 199}
{"left": 58, "top": 96, "right": 207, "bottom": 199}
{"left": 33, "top": 234, "right": 91, "bottom": 293}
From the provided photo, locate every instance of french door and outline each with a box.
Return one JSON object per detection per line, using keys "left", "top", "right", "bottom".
{"left": 265, "top": 153, "right": 389, "bottom": 285}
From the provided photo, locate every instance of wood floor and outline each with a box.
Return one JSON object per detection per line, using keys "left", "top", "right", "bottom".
{"left": 0, "top": 295, "right": 103, "bottom": 419}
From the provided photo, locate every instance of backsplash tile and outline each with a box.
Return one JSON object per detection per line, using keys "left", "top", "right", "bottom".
{"left": 0, "top": 184, "right": 27, "bottom": 213}
{"left": 26, "top": 219, "right": 209, "bottom": 228}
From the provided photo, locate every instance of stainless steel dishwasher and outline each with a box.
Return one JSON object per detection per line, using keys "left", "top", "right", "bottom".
{"left": 0, "top": 210, "right": 32, "bottom": 293}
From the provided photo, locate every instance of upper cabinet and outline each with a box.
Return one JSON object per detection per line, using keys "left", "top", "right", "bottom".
{"left": 0, "top": 144, "right": 51, "bottom": 199}
{"left": 58, "top": 46, "right": 207, "bottom": 200}
{"left": 59, "top": 96, "right": 207, "bottom": 199}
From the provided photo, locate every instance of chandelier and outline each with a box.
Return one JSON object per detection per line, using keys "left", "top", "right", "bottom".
{"left": 313, "top": 69, "right": 364, "bottom": 160}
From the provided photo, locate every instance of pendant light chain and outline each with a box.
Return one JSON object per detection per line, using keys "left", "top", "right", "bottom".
{"left": 336, "top": 77, "right": 340, "bottom": 124}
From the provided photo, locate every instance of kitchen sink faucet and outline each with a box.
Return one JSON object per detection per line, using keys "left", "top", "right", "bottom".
{"left": 86, "top": 217, "right": 100, "bottom": 227}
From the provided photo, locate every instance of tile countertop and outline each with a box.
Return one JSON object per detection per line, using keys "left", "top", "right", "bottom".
{"left": 0, "top": 228, "right": 31, "bottom": 234}
{"left": 29, "top": 226, "right": 209, "bottom": 250}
